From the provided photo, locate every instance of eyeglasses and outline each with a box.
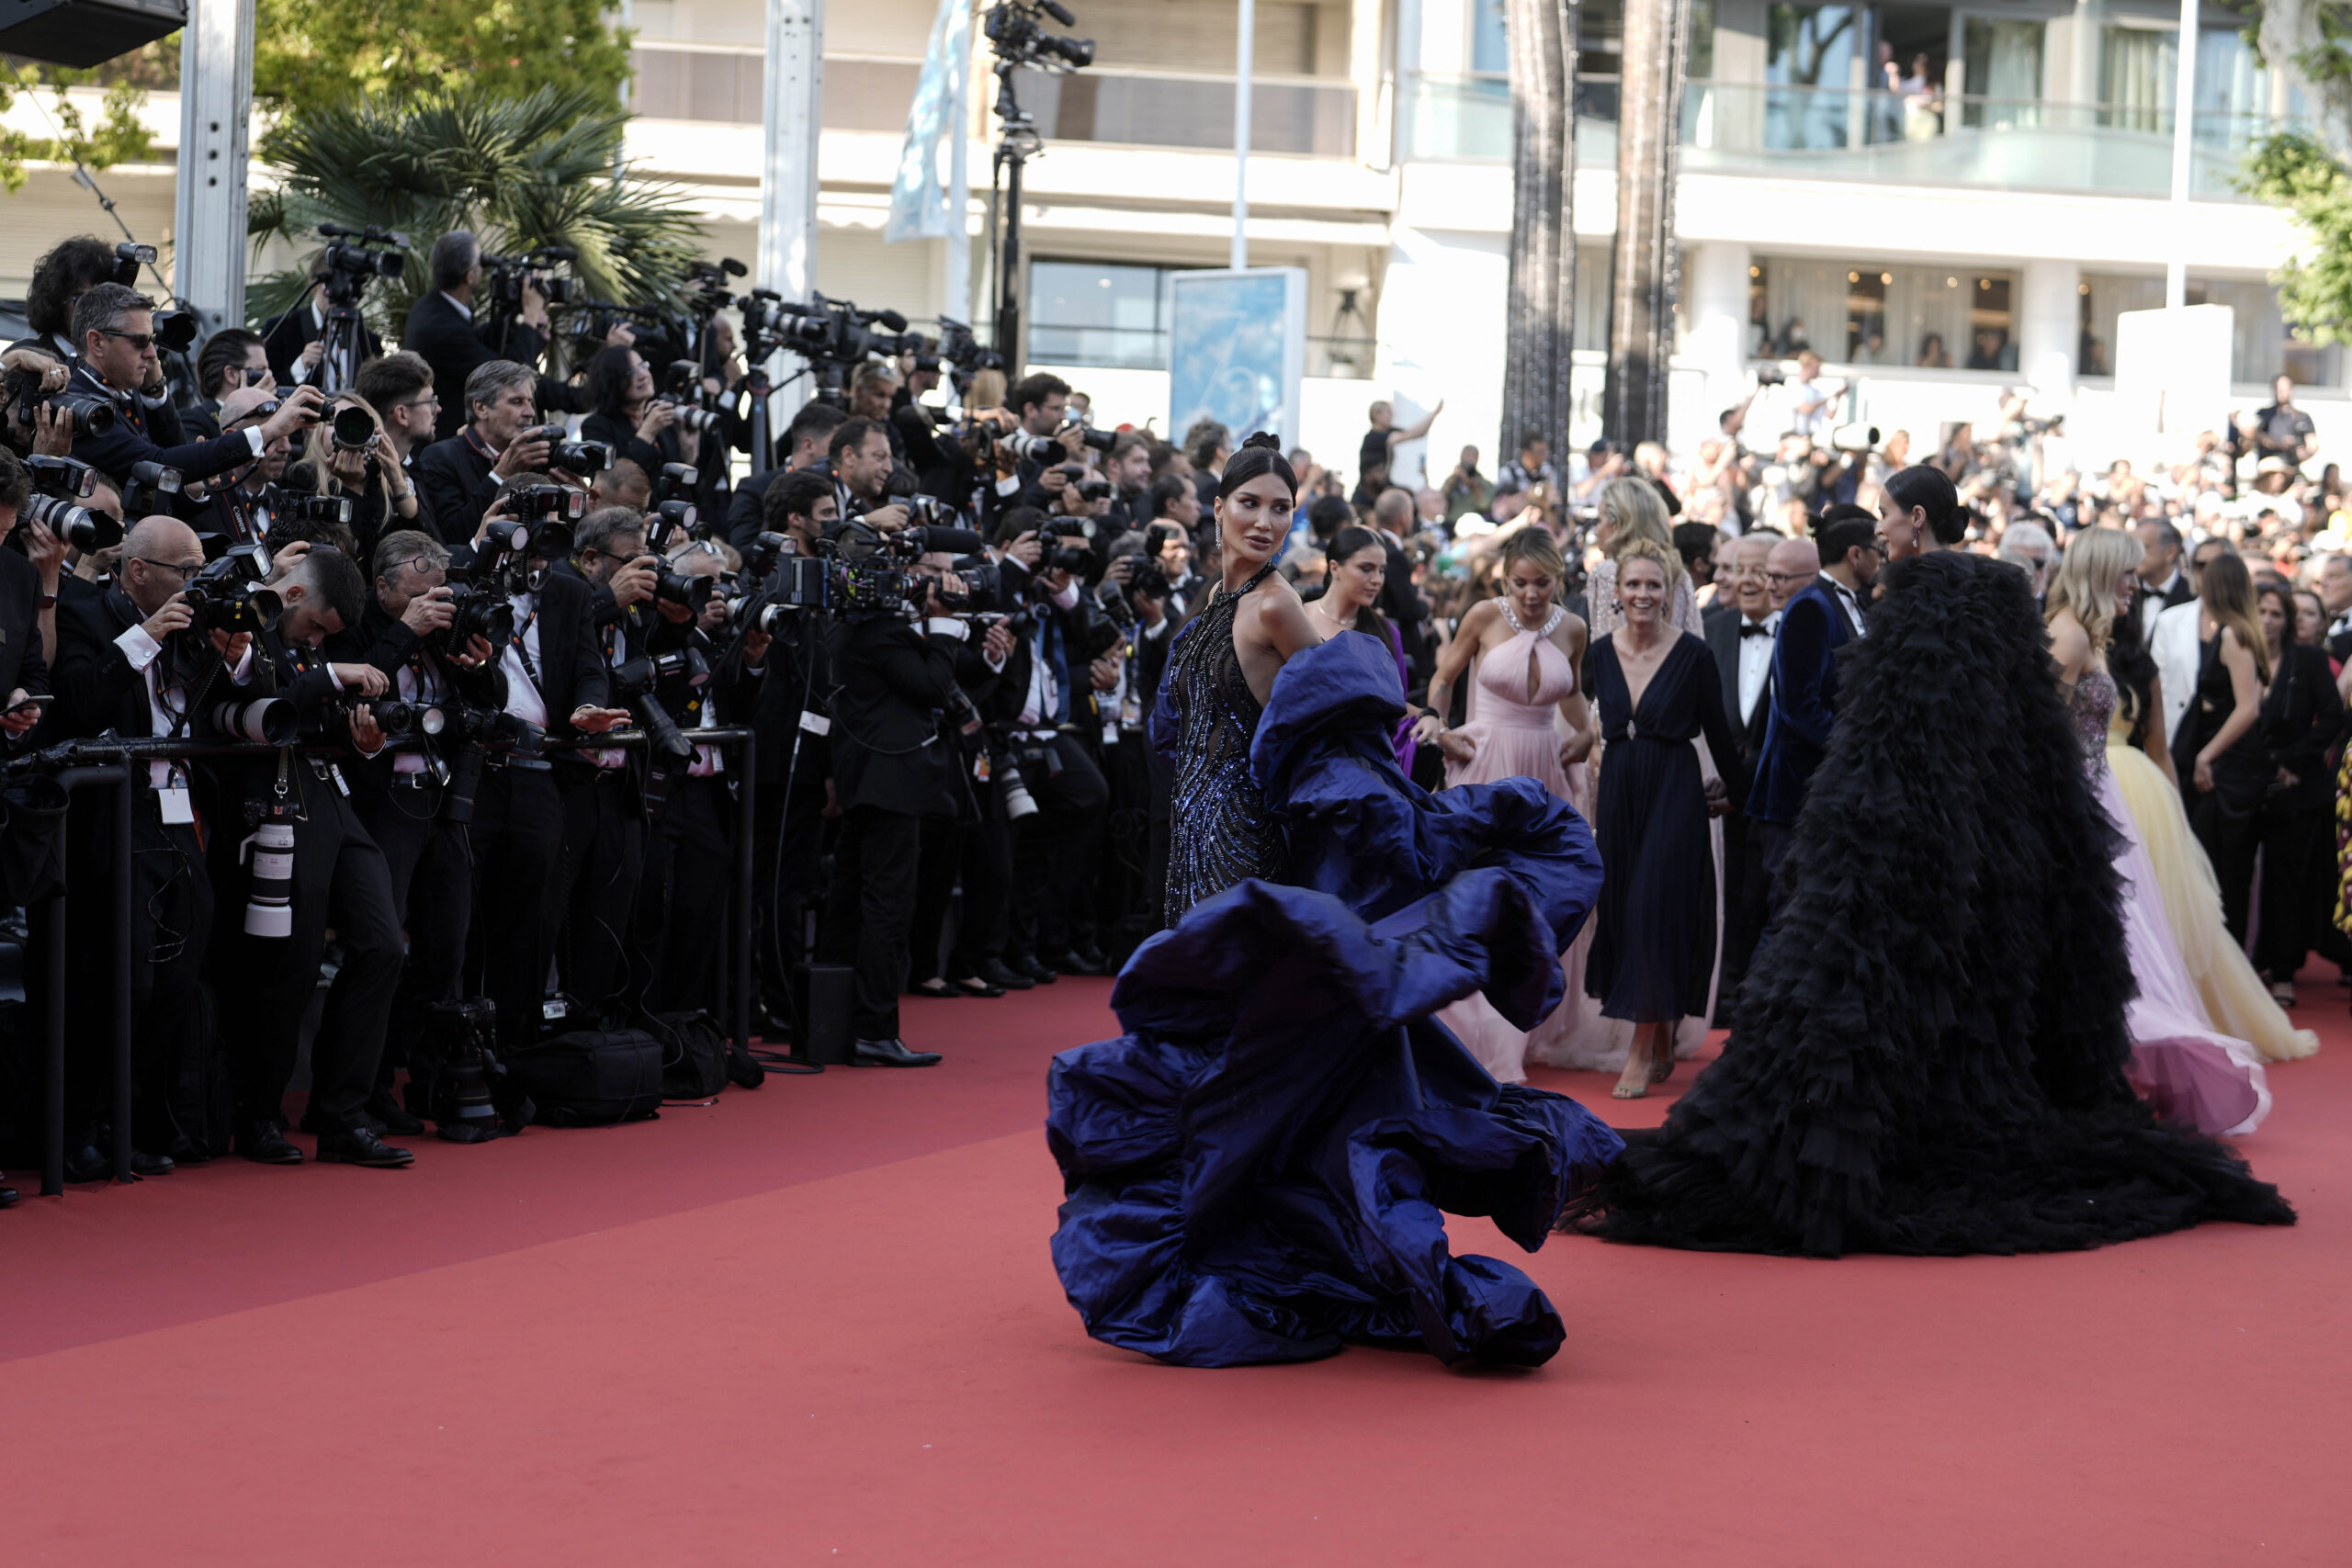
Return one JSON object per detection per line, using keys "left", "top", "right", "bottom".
{"left": 99, "top": 329, "right": 157, "bottom": 352}
{"left": 1763, "top": 570, "right": 1810, "bottom": 585}
{"left": 135, "top": 558, "right": 204, "bottom": 582}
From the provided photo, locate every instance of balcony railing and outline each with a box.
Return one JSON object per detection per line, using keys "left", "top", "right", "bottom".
{"left": 628, "top": 45, "right": 1355, "bottom": 157}
{"left": 630, "top": 45, "right": 920, "bottom": 131}
{"left": 1406, "top": 72, "right": 2306, "bottom": 198}
{"left": 1011, "top": 67, "right": 1355, "bottom": 157}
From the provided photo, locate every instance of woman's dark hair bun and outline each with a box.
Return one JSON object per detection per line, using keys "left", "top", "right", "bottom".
{"left": 1216, "top": 429, "right": 1300, "bottom": 502}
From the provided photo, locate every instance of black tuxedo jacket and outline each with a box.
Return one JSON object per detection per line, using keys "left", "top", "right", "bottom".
{"left": 261, "top": 300, "right": 381, "bottom": 386}
{"left": 65, "top": 362, "right": 259, "bottom": 488}
{"left": 401, "top": 292, "right": 548, "bottom": 442}
{"left": 415, "top": 432, "right": 503, "bottom": 547}
{"left": 322, "top": 601, "right": 508, "bottom": 795}
{"left": 1705, "top": 607, "right": 1775, "bottom": 763}
{"left": 0, "top": 549, "right": 51, "bottom": 750}
{"left": 824, "top": 614, "right": 962, "bottom": 818}
{"left": 508, "top": 570, "right": 609, "bottom": 741}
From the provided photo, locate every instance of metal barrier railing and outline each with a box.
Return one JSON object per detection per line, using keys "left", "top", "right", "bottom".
{"left": 6, "top": 727, "right": 760, "bottom": 1197}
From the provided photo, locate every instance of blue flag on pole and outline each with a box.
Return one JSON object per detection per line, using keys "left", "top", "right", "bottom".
{"left": 885, "top": 0, "right": 970, "bottom": 243}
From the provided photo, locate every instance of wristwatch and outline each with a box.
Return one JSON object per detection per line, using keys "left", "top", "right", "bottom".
{"left": 37, "top": 593, "right": 56, "bottom": 611}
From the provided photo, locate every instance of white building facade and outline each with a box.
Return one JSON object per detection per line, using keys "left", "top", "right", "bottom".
{"left": 3, "top": 0, "right": 2342, "bottom": 482}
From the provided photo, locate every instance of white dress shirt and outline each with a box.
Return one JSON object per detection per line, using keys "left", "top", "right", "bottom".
{"left": 499, "top": 592, "right": 550, "bottom": 729}
{"left": 1737, "top": 611, "right": 1779, "bottom": 727}
{"left": 114, "top": 624, "right": 255, "bottom": 789}
{"left": 1826, "top": 577, "right": 1869, "bottom": 638}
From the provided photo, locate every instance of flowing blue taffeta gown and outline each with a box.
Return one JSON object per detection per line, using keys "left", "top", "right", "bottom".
{"left": 1046, "top": 633, "right": 1623, "bottom": 1368}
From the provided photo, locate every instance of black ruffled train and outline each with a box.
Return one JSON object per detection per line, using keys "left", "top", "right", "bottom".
{"left": 1574, "top": 551, "right": 2295, "bottom": 1258}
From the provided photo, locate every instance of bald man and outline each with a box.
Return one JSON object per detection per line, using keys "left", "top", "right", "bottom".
{"left": 1764, "top": 537, "right": 1818, "bottom": 612}
{"left": 40, "top": 514, "right": 266, "bottom": 1176}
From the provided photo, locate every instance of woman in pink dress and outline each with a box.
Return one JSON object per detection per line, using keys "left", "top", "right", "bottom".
{"left": 1414, "top": 527, "right": 1595, "bottom": 1082}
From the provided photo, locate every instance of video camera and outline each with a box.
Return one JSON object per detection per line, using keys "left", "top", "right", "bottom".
{"left": 316, "top": 223, "right": 410, "bottom": 308}
{"left": 985, "top": 0, "right": 1094, "bottom": 69}
{"left": 481, "top": 245, "right": 579, "bottom": 316}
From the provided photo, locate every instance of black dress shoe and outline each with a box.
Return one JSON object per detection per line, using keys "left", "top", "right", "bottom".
{"left": 974, "top": 957, "right": 1033, "bottom": 991}
{"left": 127, "top": 1148, "right": 175, "bottom": 1178}
{"left": 364, "top": 1093, "right": 426, "bottom": 1136}
{"left": 1069, "top": 942, "right": 1109, "bottom": 975}
{"left": 236, "top": 1122, "right": 304, "bottom": 1166}
{"left": 315, "top": 1126, "right": 415, "bottom": 1168}
{"left": 910, "top": 977, "right": 962, "bottom": 999}
{"left": 1012, "top": 954, "right": 1058, "bottom": 986}
{"left": 852, "top": 1037, "right": 944, "bottom": 1067}
{"left": 1, "top": 1184, "right": 20, "bottom": 1208}
{"left": 1038, "top": 949, "right": 1098, "bottom": 977}
{"left": 62, "top": 1143, "right": 108, "bottom": 1182}
{"left": 950, "top": 975, "right": 1007, "bottom": 998}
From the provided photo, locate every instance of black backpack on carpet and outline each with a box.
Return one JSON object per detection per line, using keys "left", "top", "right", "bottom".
{"left": 500, "top": 1029, "right": 664, "bottom": 1127}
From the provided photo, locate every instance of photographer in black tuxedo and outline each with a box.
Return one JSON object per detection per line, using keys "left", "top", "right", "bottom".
{"left": 203, "top": 546, "right": 413, "bottom": 1168}
{"left": 43, "top": 516, "right": 264, "bottom": 1176}
{"left": 415, "top": 360, "right": 558, "bottom": 546}
{"left": 547, "top": 505, "right": 659, "bottom": 1013}
{"left": 458, "top": 484, "right": 629, "bottom": 1047}
{"left": 323, "top": 529, "right": 505, "bottom": 1131}
{"left": 745, "top": 470, "right": 838, "bottom": 1032}
{"left": 402, "top": 232, "right": 552, "bottom": 443}
{"left": 817, "top": 556, "right": 972, "bottom": 1067}
{"left": 67, "top": 283, "right": 327, "bottom": 489}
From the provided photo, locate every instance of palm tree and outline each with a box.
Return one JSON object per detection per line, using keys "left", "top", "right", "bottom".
{"left": 1501, "top": 0, "right": 1579, "bottom": 470}
{"left": 246, "top": 83, "right": 707, "bottom": 368}
{"left": 1602, "top": 0, "right": 1689, "bottom": 447}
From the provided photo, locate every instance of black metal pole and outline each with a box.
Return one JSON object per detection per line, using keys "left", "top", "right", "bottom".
{"left": 110, "top": 768, "right": 132, "bottom": 1184}
{"left": 733, "top": 740, "right": 755, "bottom": 1067}
{"left": 40, "top": 876, "right": 63, "bottom": 1196}
{"left": 996, "top": 147, "right": 1024, "bottom": 375}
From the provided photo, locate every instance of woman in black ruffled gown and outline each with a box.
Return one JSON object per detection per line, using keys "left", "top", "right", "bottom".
{"left": 1573, "top": 550, "right": 2294, "bottom": 1258}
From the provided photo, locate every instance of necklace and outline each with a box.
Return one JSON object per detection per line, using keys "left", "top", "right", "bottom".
{"left": 1500, "top": 599, "right": 1566, "bottom": 638}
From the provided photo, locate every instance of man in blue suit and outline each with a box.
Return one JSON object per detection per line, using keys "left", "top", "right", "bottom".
{"left": 1749, "top": 511, "right": 1883, "bottom": 890}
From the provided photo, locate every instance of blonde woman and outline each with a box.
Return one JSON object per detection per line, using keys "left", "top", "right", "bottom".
{"left": 1553, "top": 475, "right": 1723, "bottom": 1076}
{"left": 2046, "top": 528, "right": 2276, "bottom": 1134}
{"left": 287, "top": 390, "right": 420, "bottom": 560}
{"left": 1583, "top": 537, "right": 1744, "bottom": 1098}
{"left": 1416, "top": 527, "right": 1594, "bottom": 1082}
{"left": 1587, "top": 477, "right": 1699, "bottom": 639}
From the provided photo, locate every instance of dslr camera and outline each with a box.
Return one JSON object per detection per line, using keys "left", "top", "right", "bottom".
{"left": 16, "top": 455, "right": 125, "bottom": 554}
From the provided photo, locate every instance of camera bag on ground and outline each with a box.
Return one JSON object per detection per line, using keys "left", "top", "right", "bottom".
{"left": 654, "top": 1009, "right": 729, "bottom": 1100}
{"left": 500, "top": 1027, "right": 664, "bottom": 1127}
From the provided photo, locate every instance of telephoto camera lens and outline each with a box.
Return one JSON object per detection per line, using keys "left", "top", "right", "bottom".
{"left": 241, "top": 820, "right": 298, "bottom": 939}
{"left": 996, "top": 753, "right": 1040, "bottom": 820}
{"left": 209, "top": 697, "right": 298, "bottom": 744}
{"left": 24, "top": 494, "right": 123, "bottom": 554}
{"left": 552, "top": 439, "right": 612, "bottom": 475}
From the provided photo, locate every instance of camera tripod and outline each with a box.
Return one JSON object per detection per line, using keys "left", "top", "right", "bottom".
{"left": 314, "top": 298, "right": 373, "bottom": 397}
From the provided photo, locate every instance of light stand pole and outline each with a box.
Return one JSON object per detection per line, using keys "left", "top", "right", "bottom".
{"left": 989, "top": 62, "right": 1041, "bottom": 372}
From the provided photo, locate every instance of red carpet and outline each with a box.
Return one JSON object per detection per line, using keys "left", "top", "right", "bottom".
{"left": 6, "top": 977, "right": 2347, "bottom": 1564}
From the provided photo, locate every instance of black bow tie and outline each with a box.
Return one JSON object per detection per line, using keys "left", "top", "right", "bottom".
{"left": 1739, "top": 622, "right": 1770, "bottom": 639}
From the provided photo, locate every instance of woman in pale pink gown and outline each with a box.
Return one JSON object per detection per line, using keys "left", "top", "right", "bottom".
{"left": 1415, "top": 528, "right": 1594, "bottom": 1083}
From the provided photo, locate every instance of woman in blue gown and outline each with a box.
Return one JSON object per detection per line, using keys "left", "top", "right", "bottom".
{"left": 1046, "top": 435, "right": 1623, "bottom": 1369}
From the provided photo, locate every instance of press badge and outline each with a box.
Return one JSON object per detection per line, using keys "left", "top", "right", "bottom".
{"left": 158, "top": 785, "right": 194, "bottom": 824}
{"left": 798, "top": 711, "right": 831, "bottom": 737}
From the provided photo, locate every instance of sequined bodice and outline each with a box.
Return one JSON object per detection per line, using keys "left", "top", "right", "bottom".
{"left": 1163, "top": 562, "right": 1289, "bottom": 925}
{"left": 2066, "top": 670, "right": 2117, "bottom": 777}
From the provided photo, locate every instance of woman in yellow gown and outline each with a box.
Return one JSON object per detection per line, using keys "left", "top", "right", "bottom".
{"left": 2104, "top": 559, "right": 2318, "bottom": 1064}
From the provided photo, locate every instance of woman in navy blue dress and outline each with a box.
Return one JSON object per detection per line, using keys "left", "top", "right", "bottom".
{"left": 1586, "top": 538, "right": 1747, "bottom": 1098}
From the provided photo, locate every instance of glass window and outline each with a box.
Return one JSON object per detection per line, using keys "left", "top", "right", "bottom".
{"left": 1028, "top": 260, "right": 1189, "bottom": 370}
{"left": 2100, "top": 26, "right": 2176, "bottom": 131}
{"left": 1471, "top": 0, "right": 1508, "bottom": 75}
{"left": 1962, "top": 18, "right": 2042, "bottom": 129}
{"left": 2077, "top": 273, "right": 2342, "bottom": 386}
{"left": 1750, "top": 256, "right": 2014, "bottom": 370}
{"left": 1765, "top": 5, "right": 1864, "bottom": 150}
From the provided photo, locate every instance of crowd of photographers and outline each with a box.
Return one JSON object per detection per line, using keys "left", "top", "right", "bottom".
{"left": 0, "top": 227, "right": 1269, "bottom": 1202}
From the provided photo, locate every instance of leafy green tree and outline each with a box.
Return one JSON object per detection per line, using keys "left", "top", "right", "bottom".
{"left": 2243, "top": 132, "right": 2352, "bottom": 344}
{"left": 246, "top": 84, "right": 704, "bottom": 360}
{"left": 0, "top": 53, "right": 162, "bottom": 192}
{"left": 252, "top": 0, "right": 632, "bottom": 115}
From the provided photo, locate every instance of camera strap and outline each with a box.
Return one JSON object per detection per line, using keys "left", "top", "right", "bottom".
{"left": 510, "top": 605, "right": 548, "bottom": 703}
